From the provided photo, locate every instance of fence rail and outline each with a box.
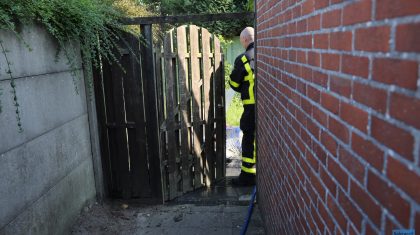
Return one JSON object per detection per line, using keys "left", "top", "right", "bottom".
{"left": 121, "top": 12, "right": 255, "bottom": 25}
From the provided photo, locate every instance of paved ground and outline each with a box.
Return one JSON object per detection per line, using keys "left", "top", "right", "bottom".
{"left": 70, "top": 129, "right": 264, "bottom": 235}
{"left": 71, "top": 201, "right": 264, "bottom": 235}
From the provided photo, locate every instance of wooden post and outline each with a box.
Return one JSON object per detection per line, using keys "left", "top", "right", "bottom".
{"left": 140, "top": 24, "right": 163, "bottom": 201}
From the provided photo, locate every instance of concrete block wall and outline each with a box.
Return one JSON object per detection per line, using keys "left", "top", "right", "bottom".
{"left": 0, "top": 24, "right": 96, "bottom": 234}
{"left": 256, "top": 0, "right": 420, "bottom": 234}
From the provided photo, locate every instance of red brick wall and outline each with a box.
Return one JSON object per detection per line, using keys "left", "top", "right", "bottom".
{"left": 255, "top": 0, "right": 420, "bottom": 234}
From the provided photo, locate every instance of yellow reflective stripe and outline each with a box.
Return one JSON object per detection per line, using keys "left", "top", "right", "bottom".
{"left": 242, "top": 78, "right": 255, "bottom": 105}
{"left": 229, "top": 80, "right": 240, "bottom": 88}
{"left": 248, "top": 80, "right": 255, "bottom": 103}
{"left": 244, "top": 63, "right": 253, "bottom": 81}
{"left": 243, "top": 99, "right": 255, "bottom": 105}
{"left": 242, "top": 156, "right": 256, "bottom": 164}
{"left": 241, "top": 166, "right": 256, "bottom": 174}
{"left": 240, "top": 55, "right": 255, "bottom": 105}
{"left": 241, "top": 55, "right": 248, "bottom": 63}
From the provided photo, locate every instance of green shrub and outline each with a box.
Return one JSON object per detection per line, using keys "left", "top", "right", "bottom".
{"left": 226, "top": 93, "right": 243, "bottom": 127}
{"left": 0, "top": 0, "right": 149, "bottom": 130}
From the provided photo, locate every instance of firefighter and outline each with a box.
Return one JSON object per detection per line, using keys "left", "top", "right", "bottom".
{"left": 229, "top": 27, "right": 256, "bottom": 186}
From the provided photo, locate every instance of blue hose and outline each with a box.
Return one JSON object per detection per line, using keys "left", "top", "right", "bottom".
{"left": 240, "top": 186, "right": 257, "bottom": 235}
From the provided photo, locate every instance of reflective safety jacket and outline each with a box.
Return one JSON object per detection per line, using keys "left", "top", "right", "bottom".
{"left": 229, "top": 42, "right": 255, "bottom": 105}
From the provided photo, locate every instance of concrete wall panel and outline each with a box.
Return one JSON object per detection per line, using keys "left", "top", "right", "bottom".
{"left": 0, "top": 115, "right": 92, "bottom": 228}
{"left": 0, "top": 24, "right": 97, "bottom": 234}
{"left": 0, "top": 71, "right": 86, "bottom": 153}
{"left": 0, "top": 24, "right": 82, "bottom": 81}
{"left": 0, "top": 158, "right": 95, "bottom": 235}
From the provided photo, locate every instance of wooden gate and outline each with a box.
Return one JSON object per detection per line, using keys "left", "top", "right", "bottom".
{"left": 154, "top": 25, "right": 226, "bottom": 200}
{"left": 93, "top": 32, "right": 161, "bottom": 200}
{"left": 94, "top": 25, "right": 226, "bottom": 202}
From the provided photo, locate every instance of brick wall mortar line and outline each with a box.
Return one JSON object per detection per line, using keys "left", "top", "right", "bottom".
{"left": 257, "top": 0, "right": 344, "bottom": 27}
{"left": 274, "top": 113, "right": 326, "bottom": 205}
{"left": 320, "top": 191, "right": 346, "bottom": 234}
{"left": 313, "top": 206, "right": 330, "bottom": 234}
{"left": 386, "top": 89, "right": 391, "bottom": 118}
{"left": 260, "top": 62, "right": 420, "bottom": 175}
{"left": 258, "top": 0, "right": 360, "bottom": 30}
{"left": 368, "top": 56, "right": 373, "bottom": 80}
{"left": 414, "top": 136, "right": 420, "bottom": 166}
{"left": 366, "top": 163, "right": 420, "bottom": 215}
{"left": 368, "top": 218, "right": 382, "bottom": 234}
{"left": 258, "top": 54, "right": 419, "bottom": 104}
{"left": 258, "top": 11, "right": 420, "bottom": 35}
{"left": 257, "top": 44, "right": 420, "bottom": 62}
{"left": 383, "top": 153, "right": 389, "bottom": 175}
{"left": 333, "top": 186, "right": 365, "bottom": 233}
{"left": 361, "top": 219, "right": 368, "bottom": 235}
{"left": 372, "top": 0, "right": 377, "bottom": 21}
{"left": 259, "top": 50, "right": 419, "bottom": 90}
{"left": 417, "top": 65, "right": 420, "bottom": 97}
{"left": 381, "top": 210, "right": 388, "bottom": 231}
{"left": 390, "top": 22, "right": 397, "bottom": 53}
{"left": 409, "top": 205, "right": 416, "bottom": 229}
{"left": 256, "top": 0, "right": 303, "bottom": 27}
{"left": 264, "top": 78, "right": 378, "bottom": 198}
{"left": 257, "top": 0, "right": 420, "bottom": 232}
{"left": 363, "top": 161, "right": 369, "bottom": 187}
{"left": 368, "top": 110, "right": 372, "bottom": 136}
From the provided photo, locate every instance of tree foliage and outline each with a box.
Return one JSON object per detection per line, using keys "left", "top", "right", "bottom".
{"left": 144, "top": 0, "right": 252, "bottom": 38}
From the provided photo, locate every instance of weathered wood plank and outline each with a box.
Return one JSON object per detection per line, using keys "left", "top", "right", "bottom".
{"left": 93, "top": 59, "right": 113, "bottom": 197}
{"left": 110, "top": 52, "right": 131, "bottom": 199}
{"left": 121, "top": 12, "right": 255, "bottom": 25}
{"left": 177, "top": 26, "right": 193, "bottom": 193}
{"left": 123, "top": 34, "right": 151, "bottom": 198}
{"left": 140, "top": 24, "right": 164, "bottom": 201}
{"left": 213, "top": 37, "right": 225, "bottom": 181}
{"left": 103, "top": 57, "right": 123, "bottom": 197}
{"left": 220, "top": 53, "right": 226, "bottom": 181}
{"left": 190, "top": 25, "right": 204, "bottom": 189}
{"left": 154, "top": 45, "right": 170, "bottom": 201}
{"left": 202, "top": 28, "right": 215, "bottom": 186}
{"left": 164, "top": 30, "right": 180, "bottom": 200}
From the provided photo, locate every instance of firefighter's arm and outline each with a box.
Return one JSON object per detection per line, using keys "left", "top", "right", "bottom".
{"left": 229, "top": 56, "right": 247, "bottom": 92}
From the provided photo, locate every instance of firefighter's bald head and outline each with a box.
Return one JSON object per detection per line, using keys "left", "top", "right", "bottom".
{"left": 240, "top": 27, "right": 254, "bottom": 49}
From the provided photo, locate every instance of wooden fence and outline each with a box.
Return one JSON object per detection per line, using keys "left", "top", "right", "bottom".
{"left": 154, "top": 25, "right": 226, "bottom": 200}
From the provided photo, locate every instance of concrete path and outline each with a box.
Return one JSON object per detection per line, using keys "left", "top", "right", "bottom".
{"left": 70, "top": 129, "right": 264, "bottom": 235}
{"left": 71, "top": 201, "right": 264, "bottom": 235}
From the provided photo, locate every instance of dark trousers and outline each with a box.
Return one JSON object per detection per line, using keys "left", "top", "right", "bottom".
{"left": 240, "top": 104, "right": 256, "bottom": 175}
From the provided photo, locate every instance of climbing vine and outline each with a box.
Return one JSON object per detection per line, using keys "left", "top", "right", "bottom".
{"left": 0, "top": 0, "right": 147, "bottom": 131}
{"left": 0, "top": 40, "right": 22, "bottom": 132}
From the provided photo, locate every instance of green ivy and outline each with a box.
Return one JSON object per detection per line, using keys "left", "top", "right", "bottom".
{"left": 0, "top": 0, "right": 132, "bottom": 131}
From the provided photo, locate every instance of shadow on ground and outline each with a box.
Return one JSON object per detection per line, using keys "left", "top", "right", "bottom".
{"left": 71, "top": 201, "right": 264, "bottom": 235}
{"left": 71, "top": 179, "right": 264, "bottom": 235}
{"left": 70, "top": 127, "right": 265, "bottom": 235}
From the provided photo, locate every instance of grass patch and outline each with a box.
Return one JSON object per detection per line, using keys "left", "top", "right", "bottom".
{"left": 226, "top": 93, "right": 243, "bottom": 127}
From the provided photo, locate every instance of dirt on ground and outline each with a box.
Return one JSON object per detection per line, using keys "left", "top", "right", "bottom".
{"left": 70, "top": 201, "right": 265, "bottom": 235}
